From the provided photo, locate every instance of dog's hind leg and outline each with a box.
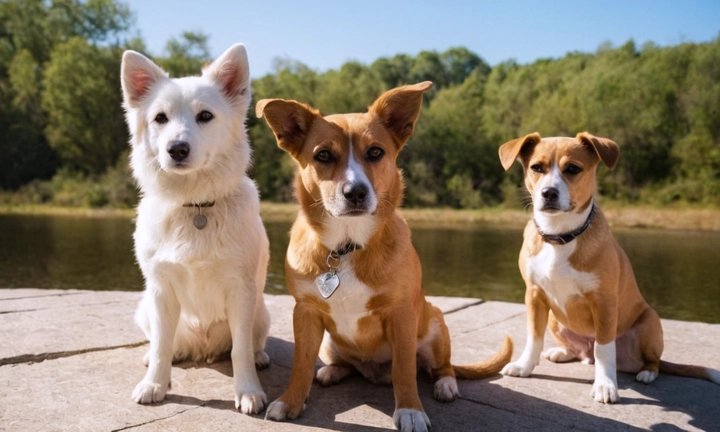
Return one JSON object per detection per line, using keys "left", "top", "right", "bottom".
{"left": 252, "top": 289, "right": 271, "bottom": 370}
{"left": 317, "top": 334, "right": 357, "bottom": 386}
{"left": 424, "top": 309, "right": 459, "bottom": 402}
{"left": 543, "top": 313, "right": 595, "bottom": 364}
{"left": 619, "top": 308, "right": 662, "bottom": 383}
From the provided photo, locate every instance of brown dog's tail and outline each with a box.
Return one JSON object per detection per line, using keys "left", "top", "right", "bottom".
{"left": 659, "top": 360, "right": 720, "bottom": 384}
{"left": 453, "top": 336, "right": 514, "bottom": 380}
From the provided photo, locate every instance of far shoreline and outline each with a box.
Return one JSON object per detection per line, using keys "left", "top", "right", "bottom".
{"left": 2, "top": 202, "right": 720, "bottom": 232}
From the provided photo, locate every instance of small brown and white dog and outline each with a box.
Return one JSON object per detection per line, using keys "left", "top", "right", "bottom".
{"left": 498, "top": 132, "right": 720, "bottom": 403}
{"left": 121, "top": 44, "right": 271, "bottom": 414}
{"left": 257, "top": 82, "right": 512, "bottom": 431}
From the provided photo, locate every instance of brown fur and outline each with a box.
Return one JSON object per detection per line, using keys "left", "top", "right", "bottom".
{"left": 259, "top": 83, "right": 512, "bottom": 427}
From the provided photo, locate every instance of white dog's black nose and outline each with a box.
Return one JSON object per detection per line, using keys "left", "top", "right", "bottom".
{"left": 541, "top": 187, "right": 559, "bottom": 203}
{"left": 343, "top": 182, "right": 368, "bottom": 205}
{"left": 167, "top": 141, "right": 190, "bottom": 161}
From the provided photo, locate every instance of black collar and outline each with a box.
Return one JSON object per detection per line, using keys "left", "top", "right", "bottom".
{"left": 333, "top": 242, "right": 362, "bottom": 256}
{"left": 535, "top": 203, "right": 596, "bottom": 245}
{"left": 182, "top": 201, "right": 215, "bottom": 209}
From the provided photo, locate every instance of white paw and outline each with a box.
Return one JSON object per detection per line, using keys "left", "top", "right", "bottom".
{"left": 255, "top": 350, "right": 270, "bottom": 370}
{"left": 316, "top": 365, "right": 352, "bottom": 387}
{"left": 501, "top": 360, "right": 535, "bottom": 377}
{"left": 132, "top": 379, "right": 168, "bottom": 404}
{"left": 235, "top": 387, "right": 267, "bottom": 414}
{"left": 265, "top": 400, "right": 305, "bottom": 421}
{"left": 590, "top": 376, "right": 620, "bottom": 403}
{"left": 636, "top": 370, "right": 658, "bottom": 384}
{"left": 433, "top": 376, "right": 459, "bottom": 402}
{"left": 142, "top": 351, "right": 150, "bottom": 367}
{"left": 393, "top": 408, "right": 431, "bottom": 432}
{"left": 542, "top": 347, "right": 577, "bottom": 363}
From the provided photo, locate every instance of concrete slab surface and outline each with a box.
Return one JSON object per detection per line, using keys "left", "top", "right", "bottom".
{"left": 1, "top": 289, "right": 718, "bottom": 431}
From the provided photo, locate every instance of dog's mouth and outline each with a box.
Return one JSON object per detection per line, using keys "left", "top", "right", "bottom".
{"left": 336, "top": 208, "right": 371, "bottom": 217}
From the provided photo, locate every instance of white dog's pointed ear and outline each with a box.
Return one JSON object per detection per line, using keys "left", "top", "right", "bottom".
{"left": 204, "top": 43, "right": 250, "bottom": 103}
{"left": 121, "top": 50, "right": 168, "bottom": 108}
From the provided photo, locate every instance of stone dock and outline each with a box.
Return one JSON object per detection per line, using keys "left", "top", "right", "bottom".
{"left": 1, "top": 288, "right": 718, "bottom": 431}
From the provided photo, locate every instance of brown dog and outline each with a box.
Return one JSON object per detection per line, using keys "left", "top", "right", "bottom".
{"left": 498, "top": 132, "right": 720, "bottom": 403}
{"left": 257, "top": 82, "right": 512, "bottom": 431}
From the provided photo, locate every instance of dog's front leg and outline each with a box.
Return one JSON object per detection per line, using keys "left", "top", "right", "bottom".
{"left": 265, "top": 301, "right": 325, "bottom": 421}
{"left": 227, "top": 279, "right": 267, "bottom": 414}
{"left": 132, "top": 282, "right": 180, "bottom": 404}
{"left": 590, "top": 297, "right": 620, "bottom": 403}
{"left": 502, "top": 286, "right": 549, "bottom": 377}
{"left": 387, "top": 304, "right": 431, "bottom": 432}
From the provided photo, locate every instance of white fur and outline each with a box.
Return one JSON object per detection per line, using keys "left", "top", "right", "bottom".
{"left": 526, "top": 240, "right": 599, "bottom": 315}
{"left": 122, "top": 44, "right": 271, "bottom": 414}
{"left": 591, "top": 341, "right": 619, "bottom": 403}
{"left": 501, "top": 335, "right": 543, "bottom": 377}
{"left": 321, "top": 214, "right": 377, "bottom": 251}
{"left": 433, "top": 375, "right": 459, "bottom": 402}
{"left": 323, "top": 133, "right": 378, "bottom": 219}
{"left": 394, "top": 408, "right": 431, "bottom": 432}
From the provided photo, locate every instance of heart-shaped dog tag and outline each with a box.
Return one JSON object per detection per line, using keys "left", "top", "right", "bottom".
{"left": 316, "top": 272, "right": 340, "bottom": 299}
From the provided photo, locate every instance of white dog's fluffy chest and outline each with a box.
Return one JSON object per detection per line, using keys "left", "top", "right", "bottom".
{"left": 134, "top": 180, "right": 266, "bottom": 324}
{"left": 526, "top": 241, "right": 598, "bottom": 315}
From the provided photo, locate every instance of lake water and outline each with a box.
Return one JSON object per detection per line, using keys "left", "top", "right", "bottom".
{"left": 0, "top": 213, "right": 718, "bottom": 323}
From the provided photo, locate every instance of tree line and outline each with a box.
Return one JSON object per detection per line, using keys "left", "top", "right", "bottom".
{"left": 2, "top": 0, "right": 719, "bottom": 208}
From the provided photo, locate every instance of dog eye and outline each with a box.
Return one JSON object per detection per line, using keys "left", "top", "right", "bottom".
{"left": 366, "top": 147, "right": 385, "bottom": 162}
{"left": 564, "top": 164, "right": 582, "bottom": 175}
{"left": 196, "top": 110, "right": 214, "bottom": 123}
{"left": 530, "top": 164, "right": 543, "bottom": 173}
{"left": 154, "top": 113, "right": 168, "bottom": 124}
{"left": 314, "top": 150, "right": 335, "bottom": 163}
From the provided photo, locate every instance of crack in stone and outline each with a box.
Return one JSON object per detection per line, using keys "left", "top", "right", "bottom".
{"left": 442, "top": 299, "right": 485, "bottom": 315}
{"left": 0, "top": 341, "right": 148, "bottom": 367}
{"left": 458, "top": 395, "right": 598, "bottom": 432}
{"left": 111, "top": 404, "right": 204, "bottom": 431}
{"left": 454, "top": 311, "right": 526, "bottom": 336}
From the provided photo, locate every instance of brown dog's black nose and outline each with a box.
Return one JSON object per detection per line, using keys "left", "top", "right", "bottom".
{"left": 541, "top": 187, "right": 559, "bottom": 202}
{"left": 167, "top": 141, "right": 190, "bottom": 161}
{"left": 343, "top": 183, "right": 368, "bottom": 205}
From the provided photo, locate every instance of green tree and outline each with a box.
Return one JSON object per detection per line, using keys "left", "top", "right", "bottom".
{"left": 42, "top": 37, "right": 126, "bottom": 174}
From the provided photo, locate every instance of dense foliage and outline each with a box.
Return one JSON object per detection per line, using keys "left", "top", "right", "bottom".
{"left": 2, "top": 0, "right": 719, "bottom": 208}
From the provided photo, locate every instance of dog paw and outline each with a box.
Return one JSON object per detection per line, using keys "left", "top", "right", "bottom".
{"left": 542, "top": 347, "right": 577, "bottom": 363}
{"left": 393, "top": 408, "right": 431, "bottom": 432}
{"left": 132, "top": 380, "right": 168, "bottom": 404}
{"left": 501, "top": 360, "right": 534, "bottom": 377}
{"left": 235, "top": 388, "right": 267, "bottom": 414}
{"left": 590, "top": 377, "right": 620, "bottom": 403}
{"left": 316, "top": 365, "right": 353, "bottom": 387}
{"left": 265, "top": 400, "right": 305, "bottom": 421}
{"left": 255, "top": 350, "right": 270, "bottom": 370}
{"left": 636, "top": 370, "right": 658, "bottom": 384}
{"left": 433, "top": 376, "right": 459, "bottom": 402}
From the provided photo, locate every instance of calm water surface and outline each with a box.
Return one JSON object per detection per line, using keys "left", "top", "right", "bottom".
{"left": 0, "top": 214, "right": 718, "bottom": 323}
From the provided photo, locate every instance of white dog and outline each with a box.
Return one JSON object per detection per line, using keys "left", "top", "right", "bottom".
{"left": 120, "top": 43, "right": 271, "bottom": 414}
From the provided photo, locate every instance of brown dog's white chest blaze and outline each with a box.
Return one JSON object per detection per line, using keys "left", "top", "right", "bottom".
{"left": 498, "top": 132, "right": 720, "bottom": 405}
{"left": 257, "top": 82, "right": 512, "bottom": 431}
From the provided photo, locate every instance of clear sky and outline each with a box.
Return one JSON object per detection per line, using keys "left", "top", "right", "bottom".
{"left": 123, "top": 0, "right": 720, "bottom": 78}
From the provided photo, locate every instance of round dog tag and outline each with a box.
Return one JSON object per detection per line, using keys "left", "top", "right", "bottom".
{"left": 316, "top": 272, "right": 340, "bottom": 298}
{"left": 193, "top": 214, "right": 208, "bottom": 230}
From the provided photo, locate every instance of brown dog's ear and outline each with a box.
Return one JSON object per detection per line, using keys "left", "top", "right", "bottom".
{"left": 256, "top": 98, "right": 319, "bottom": 156}
{"left": 576, "top": 132, "right": 619, "bottom": 169}
{"left": 498, "top": 132, "right": 542, "bottom": 171}
{"left": 369, "top": 81, "right": 433, "bottom": 146}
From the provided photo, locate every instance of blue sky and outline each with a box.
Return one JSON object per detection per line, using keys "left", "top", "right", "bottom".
{"left": 124, "top": 0, "right": 720, "bottom": 78}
